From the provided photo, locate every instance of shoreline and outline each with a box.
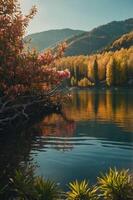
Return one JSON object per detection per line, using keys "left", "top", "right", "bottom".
{"left": 0, "top": 96, "right": 62, "bottom": 134}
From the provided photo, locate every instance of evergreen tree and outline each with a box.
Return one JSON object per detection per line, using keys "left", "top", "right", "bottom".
{"left": 120, "top": 60, "right": 128, "bottom": 84}
{"left": 71, "top": 77, "right": 74, "bottom": 86}
{"left": 106, "top": 58, "right": 116, "bottom": 86}
{"left": 92, "top": 58, "right": 99, "bottom": 86}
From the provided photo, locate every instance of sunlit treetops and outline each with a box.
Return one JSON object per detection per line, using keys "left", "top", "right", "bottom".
{"left": 106, "top": 31, "right": 133, "bottom": 51}
{"left": 55, "top": 46, "right": 133, "bottom": 87}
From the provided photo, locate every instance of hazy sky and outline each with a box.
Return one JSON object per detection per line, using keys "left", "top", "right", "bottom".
{"left": 21, "top": 0, "right": 133, "bottom": 35}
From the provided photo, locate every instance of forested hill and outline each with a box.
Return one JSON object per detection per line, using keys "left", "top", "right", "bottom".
{"left": 65, "top": 18, "right": 133, "bottom": 56}
{"left": 25, "top": 29, "right": 85, "bottom": 52}
{"left": 25, "top": 18, "right": 133, "bottom": 56}
{"left": 105, "top": 31, "right": 133, "bottom": 52}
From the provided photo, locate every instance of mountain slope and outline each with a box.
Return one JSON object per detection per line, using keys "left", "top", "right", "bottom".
{"left": 65, "top": 18, "right": 133, "bottom": 56}
{"left": 105, "top": 31, "right": 133, "bottom": 51}
{"left": 25, "top": 28, "right": 85, "bottom": 52}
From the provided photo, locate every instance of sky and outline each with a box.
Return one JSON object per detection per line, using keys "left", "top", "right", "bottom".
{"left": 21, "top": 0, "right": 133, "bottom": 35}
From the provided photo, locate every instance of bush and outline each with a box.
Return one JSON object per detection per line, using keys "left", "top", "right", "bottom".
{"left": 34, "top": 176, "right": 61, "bottom": 200}
{"left": 67, "top": 180, "right": 98, "bottom": 200}
{"left": 98, "top": 168, "right": 133, "bottom": 200}
{"left": 10, "top": 167, "right": 36, "bottom": 199}
{"left": 10, "top": 166, "right": 61, "bottom": 200}
{"left": 6, "top": 167, "right": 133, "bottom": 200}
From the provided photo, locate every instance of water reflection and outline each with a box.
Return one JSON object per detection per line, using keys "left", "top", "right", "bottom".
{"left": 63, "top": 89, "right": 133, "bottom": 133}
{"left": 36, "top": 114, "right": 76, "bottom": 137}
{"left": 27, "top": 115, "right": 76, "bottom": 152}
{"left": 0, "top": 89, "right": 133, "bottom": 189}
{"left": 27, "top": 89, "right": 133, "bottom": 153}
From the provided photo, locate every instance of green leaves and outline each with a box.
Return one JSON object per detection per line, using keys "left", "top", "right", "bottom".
{"left": 98, "top": 168, "right": 133, "bottom": 200}
{"left": 67, "top": 169, "right": 133, "bottom": 200}
{"left": 3, "top": 167, "right": 133, "bottom": 200}
{"left": 10, "top": 167, "right": 61, "bottom": 200}
{"left": 67, "top": 180, "right": 98, "bottom": 200}
{"left": 34, "top": 177, "right": 61, "bottom": 200}
{"left": 10, "top": 167, "right": 36, "bottom": 199}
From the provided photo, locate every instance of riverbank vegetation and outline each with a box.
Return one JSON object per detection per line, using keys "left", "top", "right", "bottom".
{"left": 1, "top": 167, "right": 133, "bottom": 200}
{"left": 0, "top": 0, "right": 70, "bottom": 131}
{"left": 56, "top": 47, "right": 133, "bottom": 87}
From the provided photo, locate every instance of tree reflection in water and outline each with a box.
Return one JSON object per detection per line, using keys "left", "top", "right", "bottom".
{"left": 0, "top": 89, "right": 133, "bottom": 193}
{"left": 64, "top": 89, "right": 133, "bottom": 133}
{"left": 0, "top": 112, "right": 76, "bottom": 193}
{"left": 27, "top": 113, "right": 76, "bottom": 152}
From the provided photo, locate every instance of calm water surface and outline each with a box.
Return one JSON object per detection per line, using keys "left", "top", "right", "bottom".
{"left": 0, "top": 89, "right": 133, "bottom": 189}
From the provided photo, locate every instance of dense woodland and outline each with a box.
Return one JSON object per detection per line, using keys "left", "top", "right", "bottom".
{"left": 56, "top": 46, "right": 133, "bottom": 87}
{"left": 105, "top": 31, "right": 133, "bottom": 51}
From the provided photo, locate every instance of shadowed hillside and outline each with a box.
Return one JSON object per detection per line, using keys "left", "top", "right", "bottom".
{"left": 105, "top": 31, "right": 133, "bottom": 51}
{"left": 25, "top": 28, "right": 85, "bottom": 52}
{"left": 65, "top": 18, "right": 133, "bottom": 56}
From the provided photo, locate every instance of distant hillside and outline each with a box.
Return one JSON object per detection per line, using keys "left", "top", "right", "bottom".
{"left": 105, "top": 31, "right": 133, "bottom": 51}
{"left": 25, "top": 29, "right": 85, "bottom": 52}
{"left": 65, "top": 18, "right": 133, "bottom": 56}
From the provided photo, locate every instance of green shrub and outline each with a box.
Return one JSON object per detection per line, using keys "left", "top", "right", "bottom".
{"left": 10, "top": 167, "right": 36, "bottom": 199}
{"left": 67, "top": 180, "right": 98, "bottom": 200}
{"left": 7, "top": 167, "right": 133, "bottom": 200}
{"left": 34, "top": 176, "right": 61, "bottom": 200}
{"left": 98, "top": 168, "right": 133, "bottom": 200}
{"left": 10, "top": 167, "right": 61, "bottom": 200}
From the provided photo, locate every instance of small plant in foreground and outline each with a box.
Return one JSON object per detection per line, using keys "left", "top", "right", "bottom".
{"left": 34, "top": 176, "right": 61, "bottom": 200}
{"left": 10, "top": 167, "right": 36, "bottom": 199}
{"left": 98, "top": 168, "right": 133, "bottom": 200}
{"left": 67, "top": 180, "right": 98, "bottom": 200}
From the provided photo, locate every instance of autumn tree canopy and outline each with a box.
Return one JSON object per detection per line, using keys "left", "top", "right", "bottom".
{"left": 0, "top": 0, "right": 70, "bottom": 97}
{"left": 55, "top": 47, "right": 133, "bottom": 87}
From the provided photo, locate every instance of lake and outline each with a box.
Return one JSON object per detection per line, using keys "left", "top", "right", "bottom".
{"left": 0, "top": 88, "right": 133, "bottom": 189}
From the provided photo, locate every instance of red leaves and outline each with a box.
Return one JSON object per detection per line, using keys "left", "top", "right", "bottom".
{"left": 57, "top": 69, "right": 70, "bottom": 79}
{"left": 0, "top": 0, "right": 70, "bottom": 97}
{"left": 38, "top": 51, "right": 54, "bottom": 65}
